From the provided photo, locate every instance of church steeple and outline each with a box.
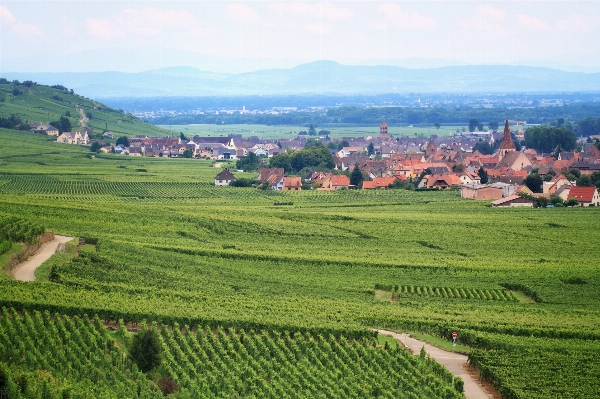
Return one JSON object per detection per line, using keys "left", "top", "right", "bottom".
{"left": 498, "top": 119, "right": 516, "bottom": 161}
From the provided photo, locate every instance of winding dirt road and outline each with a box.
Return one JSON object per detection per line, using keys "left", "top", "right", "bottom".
{"left": 376, "top": 330, "right": 495, "bottom": 399}
{"left": 12, "top": 235, "right": 73, "bottom": 281}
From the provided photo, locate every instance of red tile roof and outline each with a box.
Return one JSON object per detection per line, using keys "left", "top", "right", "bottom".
{"left": 567, "top": 186, "right": 597, "bottom": 202}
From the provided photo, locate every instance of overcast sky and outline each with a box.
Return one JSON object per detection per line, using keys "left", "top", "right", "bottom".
{"left": 1, "top": 0, "right": 599, "bottom": 73}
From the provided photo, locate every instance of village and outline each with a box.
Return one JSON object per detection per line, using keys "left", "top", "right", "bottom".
{"left": 46, "top": 119, "right": 600, "bottom": 208}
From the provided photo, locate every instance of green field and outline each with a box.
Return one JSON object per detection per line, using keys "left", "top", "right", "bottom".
{"left": 1, "top": 127, "right": 599, "bottom": 398}
{"left": 158, "top": 123, "right": 464, "bottom": 139}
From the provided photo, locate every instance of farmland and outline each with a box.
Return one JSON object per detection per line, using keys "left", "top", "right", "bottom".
{"left": 158, "top": 123, "right": 463, "bottom": 139}
{"left": 1, "top": 127, "right": 599, "bottom": 398}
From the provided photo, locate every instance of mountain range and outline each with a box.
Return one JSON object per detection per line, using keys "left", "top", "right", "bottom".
{"left": 3, "top": 61, "right": 600, "bottom": 98}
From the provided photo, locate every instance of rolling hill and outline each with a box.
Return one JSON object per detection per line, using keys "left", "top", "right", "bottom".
{"left": 4, "top": 61, "right": 600, "bottom": 98}
{"left": 0, "top": 80, "right": 170, "bottom": 138}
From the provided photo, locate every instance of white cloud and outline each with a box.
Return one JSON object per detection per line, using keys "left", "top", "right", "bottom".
{"left": 516, "top": 14, "right": 549, "bottom": 31}
{"left": 556, "top": 13, "right": 599, "bottom": 34}
{"left": 304, "top": 22, "right": 333, "bottom": 35}
{"left": 226, "top": 3, "right": 260, "bottom": 23}
{"left": 86, "top": 7, "right": 199, "bottom": 40}
{"left": 476, "top": 5, "right": 505, "bottom": 22}
{"left": 378, "top": 3, "right": 439, "bottom": 30}
{"left": 0, "top": 6, "right": 44, "bottom": 37}
{"left": 268, "top": 2, "right": 352, "bottom": 21}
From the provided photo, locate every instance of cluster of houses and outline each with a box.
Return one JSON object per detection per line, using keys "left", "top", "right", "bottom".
{"left": 214, "top": 120, "right": 600, "bottom": 206}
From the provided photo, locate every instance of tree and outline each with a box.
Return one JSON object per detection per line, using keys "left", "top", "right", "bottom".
{"left": 304, "top": 138, "right": 323, "bottom": 148}
{"left": 129, "top": 328, "right": 161, "bottom": 372}
{"left": 86, "top": 112, "right": 93, "bottom": 120}
{"left": 236, "top": 152, "right": 260, "bottom": 172}
{"left": 477, "top": 122, "right": 484, "bottom": 132}
{"left": 478, "top": 167, "right": 488, "bottom": 184}
{"left": 565, "top": 198, "right": 580, "bottom": 207}
{"left": 90, "top": 141, "right": 102, "bottom": 152}
{"left": 269, "top": 152, "right": 292, "bottom": 173}
{"left": 551, "top": 144, "right": 563, "bottom": 160}
{"left": 12, "top": 88, "right": 22, "bottom": 96}
{"left": 524, "top": 126, "right": 577, "bottom": 152}
{"left": 434, "top": 122, "right": 440, "bottom": 130}
{"left": 182, "top": 149, "right": 193, "bottom": 158}
{"left": 590, "top": 171, "right": 600, "bottom": 189}
{"left": 577, "top": 174, "right": 593, "bottom": 187}
{"left": 50, "top": 116, "right": 72, "bottom": 133}
{"left": 116, "top": 136, "right": 130, "bottom": 147}
{"left": 472, "top": 140, "right": 494, "bottom": 155}
{"left": 350, "top": 164, "right": 364, "bottom": 187}
{"left": 318, "top": 129, "right": 330, "bottom": 136}
{"left": 337, "top": 140, "right": 349, "bottom": 151}
{"left": 65, "top": 111, "right": 71, "bottom": 117}
{"left": 523, "top": 173, "right": 543, "bottom": 193}
{"left": 452, "top": 163, "right": 465, "bottom": 173}
{"left": 367, "top": 142, "right": 375, "bottom": 156}
{"left": 180, "top": 132, "right": 187, "bottom": 141}
{"left": 308, "top": 124, "right": 317, "bottom": 136}
{"left": 468, "top": 118, "right": 479, "bottom": 133}
{"left": 488, "top": 120, "right": 499, "bottom": 131}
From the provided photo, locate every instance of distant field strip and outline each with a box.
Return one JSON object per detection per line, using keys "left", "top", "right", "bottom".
{"left": 376, "top": 284, "right": 518, "bottom": 301}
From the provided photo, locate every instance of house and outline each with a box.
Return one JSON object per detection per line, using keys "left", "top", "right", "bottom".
{"left": 461, "top": 184, "right": 503, "bottom": 200}
{"left": 420, "top": 174, "right": 463, "bottom": 189}
{"left": 458, "top": 172, "right": 481, "bottom": 185}
{"left": 283, "top": 177, "right": 302, "bottom": 190}
{"left": 30, "top": 123, "right": 59, "bottom": 136}
{"left": 258, "top": 168, "right": 285, "bottom": 182}
{"left": 362, "top": 176, "right": 396, "bottom": 189}
{"left": 56, "top": 131, "right": 89, "bottom": 145}
{"left": 491, "top": 194, "right": 536, "bottom": 207}
{"left": 320, "top": 175, "right": 350, "bottom": 190}
{"left": 543, "top": 175, "right": 571, "bottom": 195}
{"left": 567, "top": 186, "right": 600, "bottom": 207}
{"left": 214, "top": 169, "right": 236, "bottom": 187}
{"left": 494, "top": 151, "right": 532, "bottom": 171}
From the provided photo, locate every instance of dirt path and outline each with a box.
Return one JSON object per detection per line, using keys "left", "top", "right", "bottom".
{"left": 12, "top": 235, "right": 73, "bottom": 281}
{"left": 77, "top": 107, "right": 88, "bottom": 129}
{"left": 376, "top": 330, "right": 496, "bottom": 399}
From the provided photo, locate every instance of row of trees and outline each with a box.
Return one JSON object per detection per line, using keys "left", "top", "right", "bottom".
{"left": 269, "top": 146, "right": 334, "bottom": 174}
{"left": 524, "top": 126, "right": 577, "bottom": 153}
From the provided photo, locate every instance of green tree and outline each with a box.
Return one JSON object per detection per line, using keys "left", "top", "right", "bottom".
{"left": 523, "top": 173, "right": 543, "bottom": 193}
{"left": 577, "top": 174, "right": 593, "bottom": 186}
{"left": 477, "top": 166, "right": 488, "bottom": 184}
{"left": 367, "top": 142, "right": 375, "bottom": 156}
{"left": 90, "top": 141, "right": 101, "bottom": 152}
{"left": 304, "top": 138, "right": 323, "bottom": 148}
{"left": 565, "top": 198, "right": 580, "bottom": 207}
{"left": 308, "top": 124, "right": 317, "bottom": 136}
{"left": 337, "top": 140, "right": 349, "bottom": 151}
{"left": 477, "top": 122, "right": 484, "bottom": 132}
{"left": 473, "top": 141, "right": 494, "bottom": 155}
{"left": 524, "top": 126, "right": 577, "bottom": 152}
{"left": 434, "top": 122, "right": 440, "bottom": 130}
{"left": 269, "top": 152, "right": 292, "bottom": 173}
{"left": 236, "top": 152, "right": 260, "bottom": 172}
{"left": 182, "top": 149, "right": 193, "bottom": 158}
{"left": 468, "top": 118, "right": 479, "bottom": 133}
{"left": 180, "top": 132, "right": 187, "bottom": 141}
{"left": 350, "top": 164, "right": 364, "bottom": 187}
{"left": 116, "top": 136, "right": 130, "bottom": 147}
{"left": 50, "top": 116, "right": 72, "bottom": 133}
{"left": 488, "top": 120, "right": 499, "bottom": 131}
{"left": 590, "top": 171, "right": 600, "bottom": 189}
{"left": 129, "top": 328, "right": 161, "bottom": 373}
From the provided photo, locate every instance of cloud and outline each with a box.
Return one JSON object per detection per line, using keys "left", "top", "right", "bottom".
{"left": 226, "top": 3, "right": 260, "bottom": 23}
{"left": 0, "top": 6, "right": 44, "bottom": 37}
{"left": 556, "top": 13, "right": 599, "bottom": 34}
{"left": 476, "top": 5, "right": 505, "bottom": 22}
{"left": 86, "top": 7, "right": 200, "bottom": 40}
{"left": 378, "top": 3, "right": 439, "bottom": 30}
{"left": 516, "top": 14, "right": 549, "bottom": 31}
{"left": 304, "top": 22, "right": 333, "bottom": 35}
{"left": 269, "top": 2, "right": 352, "bottom": 21}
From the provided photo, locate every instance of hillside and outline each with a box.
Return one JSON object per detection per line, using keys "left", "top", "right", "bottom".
{"left": 0, "top": 79, "right": 170, "bottom": 138}
{"left": 4, "top": 61, "right": 600, "bottom": 97}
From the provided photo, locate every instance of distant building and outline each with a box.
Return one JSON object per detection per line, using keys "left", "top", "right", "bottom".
{"left": 380, "top": 120, "right": 389, "bottom": 139}
{"left": 214, "top": 169, "right": 236, "bottom": 187}
{"left": 497, "top": 120, "right": 516, "bottom": 161}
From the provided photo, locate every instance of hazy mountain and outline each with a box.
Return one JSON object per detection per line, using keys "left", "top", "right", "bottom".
{"left": 3, "top": 61, "right": 600, "bottom": 98}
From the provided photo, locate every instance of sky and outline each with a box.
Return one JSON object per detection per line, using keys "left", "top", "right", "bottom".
{"left": 1, "top": 0, "right": 600, "bottom": 74}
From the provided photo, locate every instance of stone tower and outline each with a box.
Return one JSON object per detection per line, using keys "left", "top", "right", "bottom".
{"left": 498, "top": 120, "right": 516, "bottom": 161}
{"left": 380, "top": 120, "right": 389, "bottom": 138}
{"left": 426, "top": 139, "right": 437, "bottom": 157}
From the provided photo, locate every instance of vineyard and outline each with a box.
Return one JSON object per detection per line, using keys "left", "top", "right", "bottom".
{"left": 0, "top": 127, "right": 599, "bottom": 398}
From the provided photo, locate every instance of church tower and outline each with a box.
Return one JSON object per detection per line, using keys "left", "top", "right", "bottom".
{"left": 498, "top": 119, "right": 516, "bottom": 161}
{"left": 380, "top": 120, "right": 389, "bottom": 139}
{"left": 426, "top": 139, "right": 437, "bottom": 157}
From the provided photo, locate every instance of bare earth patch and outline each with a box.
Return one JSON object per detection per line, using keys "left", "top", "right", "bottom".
{"left": 12, "top": 235, "right": 73, "bottom": 281}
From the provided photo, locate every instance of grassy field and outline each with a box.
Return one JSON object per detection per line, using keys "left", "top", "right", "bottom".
{"left": 158, "top": 123, "right": 464, "bottom": 139}
{"left": 0, "top": 127, "right": 599, "bottom": 398}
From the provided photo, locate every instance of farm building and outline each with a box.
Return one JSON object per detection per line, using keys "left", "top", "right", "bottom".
{"left": 214, "top": 169, "right": 236, "bottom": 187}
{"left": 491, "top": 194, "right": 536, "bottom": 207}
{"left": 567, "top": 186, "right": 600, "bottom": 207}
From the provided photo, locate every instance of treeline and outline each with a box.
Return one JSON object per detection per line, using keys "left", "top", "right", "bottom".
{"left": 147, "top": 104, "right": 600, "bottom": 126}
